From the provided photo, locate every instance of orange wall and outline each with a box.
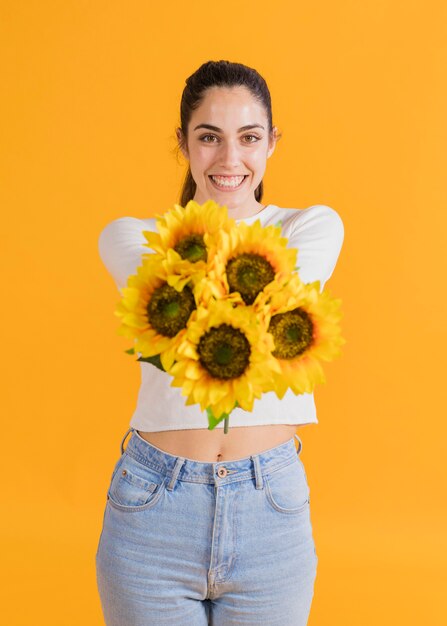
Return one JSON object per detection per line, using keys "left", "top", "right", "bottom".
{"left": 1, "top": 1, "right": 446, "bottom": 624}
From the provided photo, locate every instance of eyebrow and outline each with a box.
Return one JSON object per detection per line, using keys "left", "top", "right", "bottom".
{"left": 193, "top": 123, "right": 265, "bottom": 132}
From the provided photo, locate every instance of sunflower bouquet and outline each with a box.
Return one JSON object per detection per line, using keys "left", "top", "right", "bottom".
{"left": 114, "top": 199, "right": 345, "bottom": 433}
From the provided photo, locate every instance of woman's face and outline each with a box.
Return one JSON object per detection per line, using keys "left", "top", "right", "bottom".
{"left": 178, "top": 86, "right": 277, "bottom": 218}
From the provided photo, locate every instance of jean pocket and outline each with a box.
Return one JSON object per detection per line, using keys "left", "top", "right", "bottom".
{"left": 107, "top": 453, "right": 167, "bottom": 512}
{"left": 264, "top": 459, "right": 310, "bottom": 515}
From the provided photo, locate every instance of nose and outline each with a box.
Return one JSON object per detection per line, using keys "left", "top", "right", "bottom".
{"left": 217, "top": 140, "right": 243, "bottom": 168}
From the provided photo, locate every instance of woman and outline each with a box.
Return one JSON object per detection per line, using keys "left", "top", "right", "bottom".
{"left": 95, "top": 60, "right": 344, "bottom": 626}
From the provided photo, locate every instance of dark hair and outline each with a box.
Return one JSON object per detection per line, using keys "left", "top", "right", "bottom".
{"left": 175, "top": 60, "right": 281, "bottom": 207}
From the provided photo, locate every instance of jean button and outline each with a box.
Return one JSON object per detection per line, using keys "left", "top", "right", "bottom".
{"left": 217, "top": 466, "right": 228, "bottom": 477}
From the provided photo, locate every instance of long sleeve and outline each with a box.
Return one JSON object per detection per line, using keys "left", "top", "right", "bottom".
{"left": 98, "top": 217, "right": 157, "bottom": 293}
{"left": 287, "top": 205, "right": 345, "bottom": 292}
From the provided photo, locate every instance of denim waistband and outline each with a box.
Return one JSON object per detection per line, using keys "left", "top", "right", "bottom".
{"left": 118, "top": 427, "right": 303, "bottom": 489}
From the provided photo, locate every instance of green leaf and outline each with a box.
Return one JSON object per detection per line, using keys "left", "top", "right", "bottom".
{"left": 206, "top": 407, "right": 228, "bottom": 431}
{"left": 206, "top": 402, "right": 238, "bottom": 433}
{"left": 136, "top": 353, "right": 166, "bottom": 371}
{"left": 125, "top": 347, "right": 135, "bottom": 354}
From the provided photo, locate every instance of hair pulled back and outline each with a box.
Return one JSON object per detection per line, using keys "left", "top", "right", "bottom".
{"left": 176, "top": 60, "right": 280, "bottom": 206}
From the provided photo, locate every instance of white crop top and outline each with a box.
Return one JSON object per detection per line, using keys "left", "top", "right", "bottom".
{"left": 98, "top": 203, "right": 344, "bottom": 431}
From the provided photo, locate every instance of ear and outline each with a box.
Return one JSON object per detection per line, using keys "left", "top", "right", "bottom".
{"left": 176, "top": 128, "right": 189, "bottom": 159}
{"left": 267, "top": 126, "right": 278, "bottom": 159}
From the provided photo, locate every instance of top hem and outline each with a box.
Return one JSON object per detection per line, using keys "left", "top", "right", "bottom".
{"left": 129, "top": 418, "right": 319, "bottom": 432}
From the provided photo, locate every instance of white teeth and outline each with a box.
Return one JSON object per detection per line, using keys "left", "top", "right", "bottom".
{"left": 210, "top": 175, "right": 246, "bottom": 188}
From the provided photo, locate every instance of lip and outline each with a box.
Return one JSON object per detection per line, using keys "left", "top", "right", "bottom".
{"left": 208, "top": 174, "right": 248, "bottom": 191}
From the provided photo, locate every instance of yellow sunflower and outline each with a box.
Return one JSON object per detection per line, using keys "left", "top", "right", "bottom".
{"left": 192, "top": 274, "right": 245, "bottom": 309}
{"left": 254, "top": 273, "right": 345, "bottom": 399}
{"left": 168, "top": 298, "right": 281, "bottom": 423}
{"left": 208, "top": 220, "right": 297, "bottom": 306}
{"left": 141, "top": 199, "right": 236, "bottom": 291}
{"left": 114, "top": 256, "right": 198, "bottom": 371}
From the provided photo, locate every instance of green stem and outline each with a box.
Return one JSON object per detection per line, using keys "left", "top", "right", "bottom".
{"left": 224, "top": 416, "right": 229, "bottom": 434}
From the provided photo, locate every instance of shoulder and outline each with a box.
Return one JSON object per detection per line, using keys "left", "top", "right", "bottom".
{"left": 98, "top": 216, "right": 157, "bottom": 245}
{"left": 297, "top": 203, "right": 343, "bottom": 224}
{"left": 261, "top": 204, "right": 343, "bottom": 236}
{"left": 276, "top": 204, "right": 344, "bottom": 238}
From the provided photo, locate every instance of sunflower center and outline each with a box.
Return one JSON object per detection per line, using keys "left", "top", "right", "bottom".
{"left": 147, "top": 283, "right": 196, "bottom": 337}
{"left": 174, "top": 233, "right": 207, "bottom": 263}
{"left": 197, "top": 323, "right": 251, "bottom": 379}
{"left": 226, "top": 253, "right": 275, "bottom": 304}
{"left": 269, "top": 308, "right": 314, "bottom": 359}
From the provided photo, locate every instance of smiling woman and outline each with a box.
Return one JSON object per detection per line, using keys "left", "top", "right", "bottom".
{"left": 175, "top": 71, "right": 280, "bottom": 220}
{"left": 96, "top": 59, "right": 344, "bottom": 626}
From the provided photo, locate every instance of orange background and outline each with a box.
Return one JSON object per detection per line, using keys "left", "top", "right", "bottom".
{"left": 1, "top": 1, "right": 446, "bottom": 624}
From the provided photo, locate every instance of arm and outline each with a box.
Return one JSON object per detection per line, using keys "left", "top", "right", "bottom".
{"left": 287, "top": 205, "right": 345, "bottom": 292}
{"left": 98, "top": 217, "right": 157, "bottom": 293}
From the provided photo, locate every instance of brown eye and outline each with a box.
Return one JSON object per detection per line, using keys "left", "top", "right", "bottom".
{"left": 200, "top": 134, "right": 218, "bottom": 143}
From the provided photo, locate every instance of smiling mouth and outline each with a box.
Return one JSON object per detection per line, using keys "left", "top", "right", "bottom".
{"left": 209, "top": 175, "right": 248, "bottom": 189}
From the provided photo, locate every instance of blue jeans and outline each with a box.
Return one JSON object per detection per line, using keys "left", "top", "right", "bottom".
{"left": 95, "top": 427, "right": 318, "bottom": 625}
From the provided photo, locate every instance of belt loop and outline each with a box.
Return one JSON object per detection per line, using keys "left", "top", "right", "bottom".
{"left": 166, "top": 456, "right": 186, "bottom": 491}
{"left": 120, "top": 427, "right": 134, "bottom": 455}
{"left": 251, "top": 454, "right": 264, "bottom": 490}
{"left": 294, "top": 433, "right": 303, "bottom": 455}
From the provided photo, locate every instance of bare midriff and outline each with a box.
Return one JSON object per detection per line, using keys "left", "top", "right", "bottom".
{"left": 136, "top": 424, "right": 307, "bottom": 462}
